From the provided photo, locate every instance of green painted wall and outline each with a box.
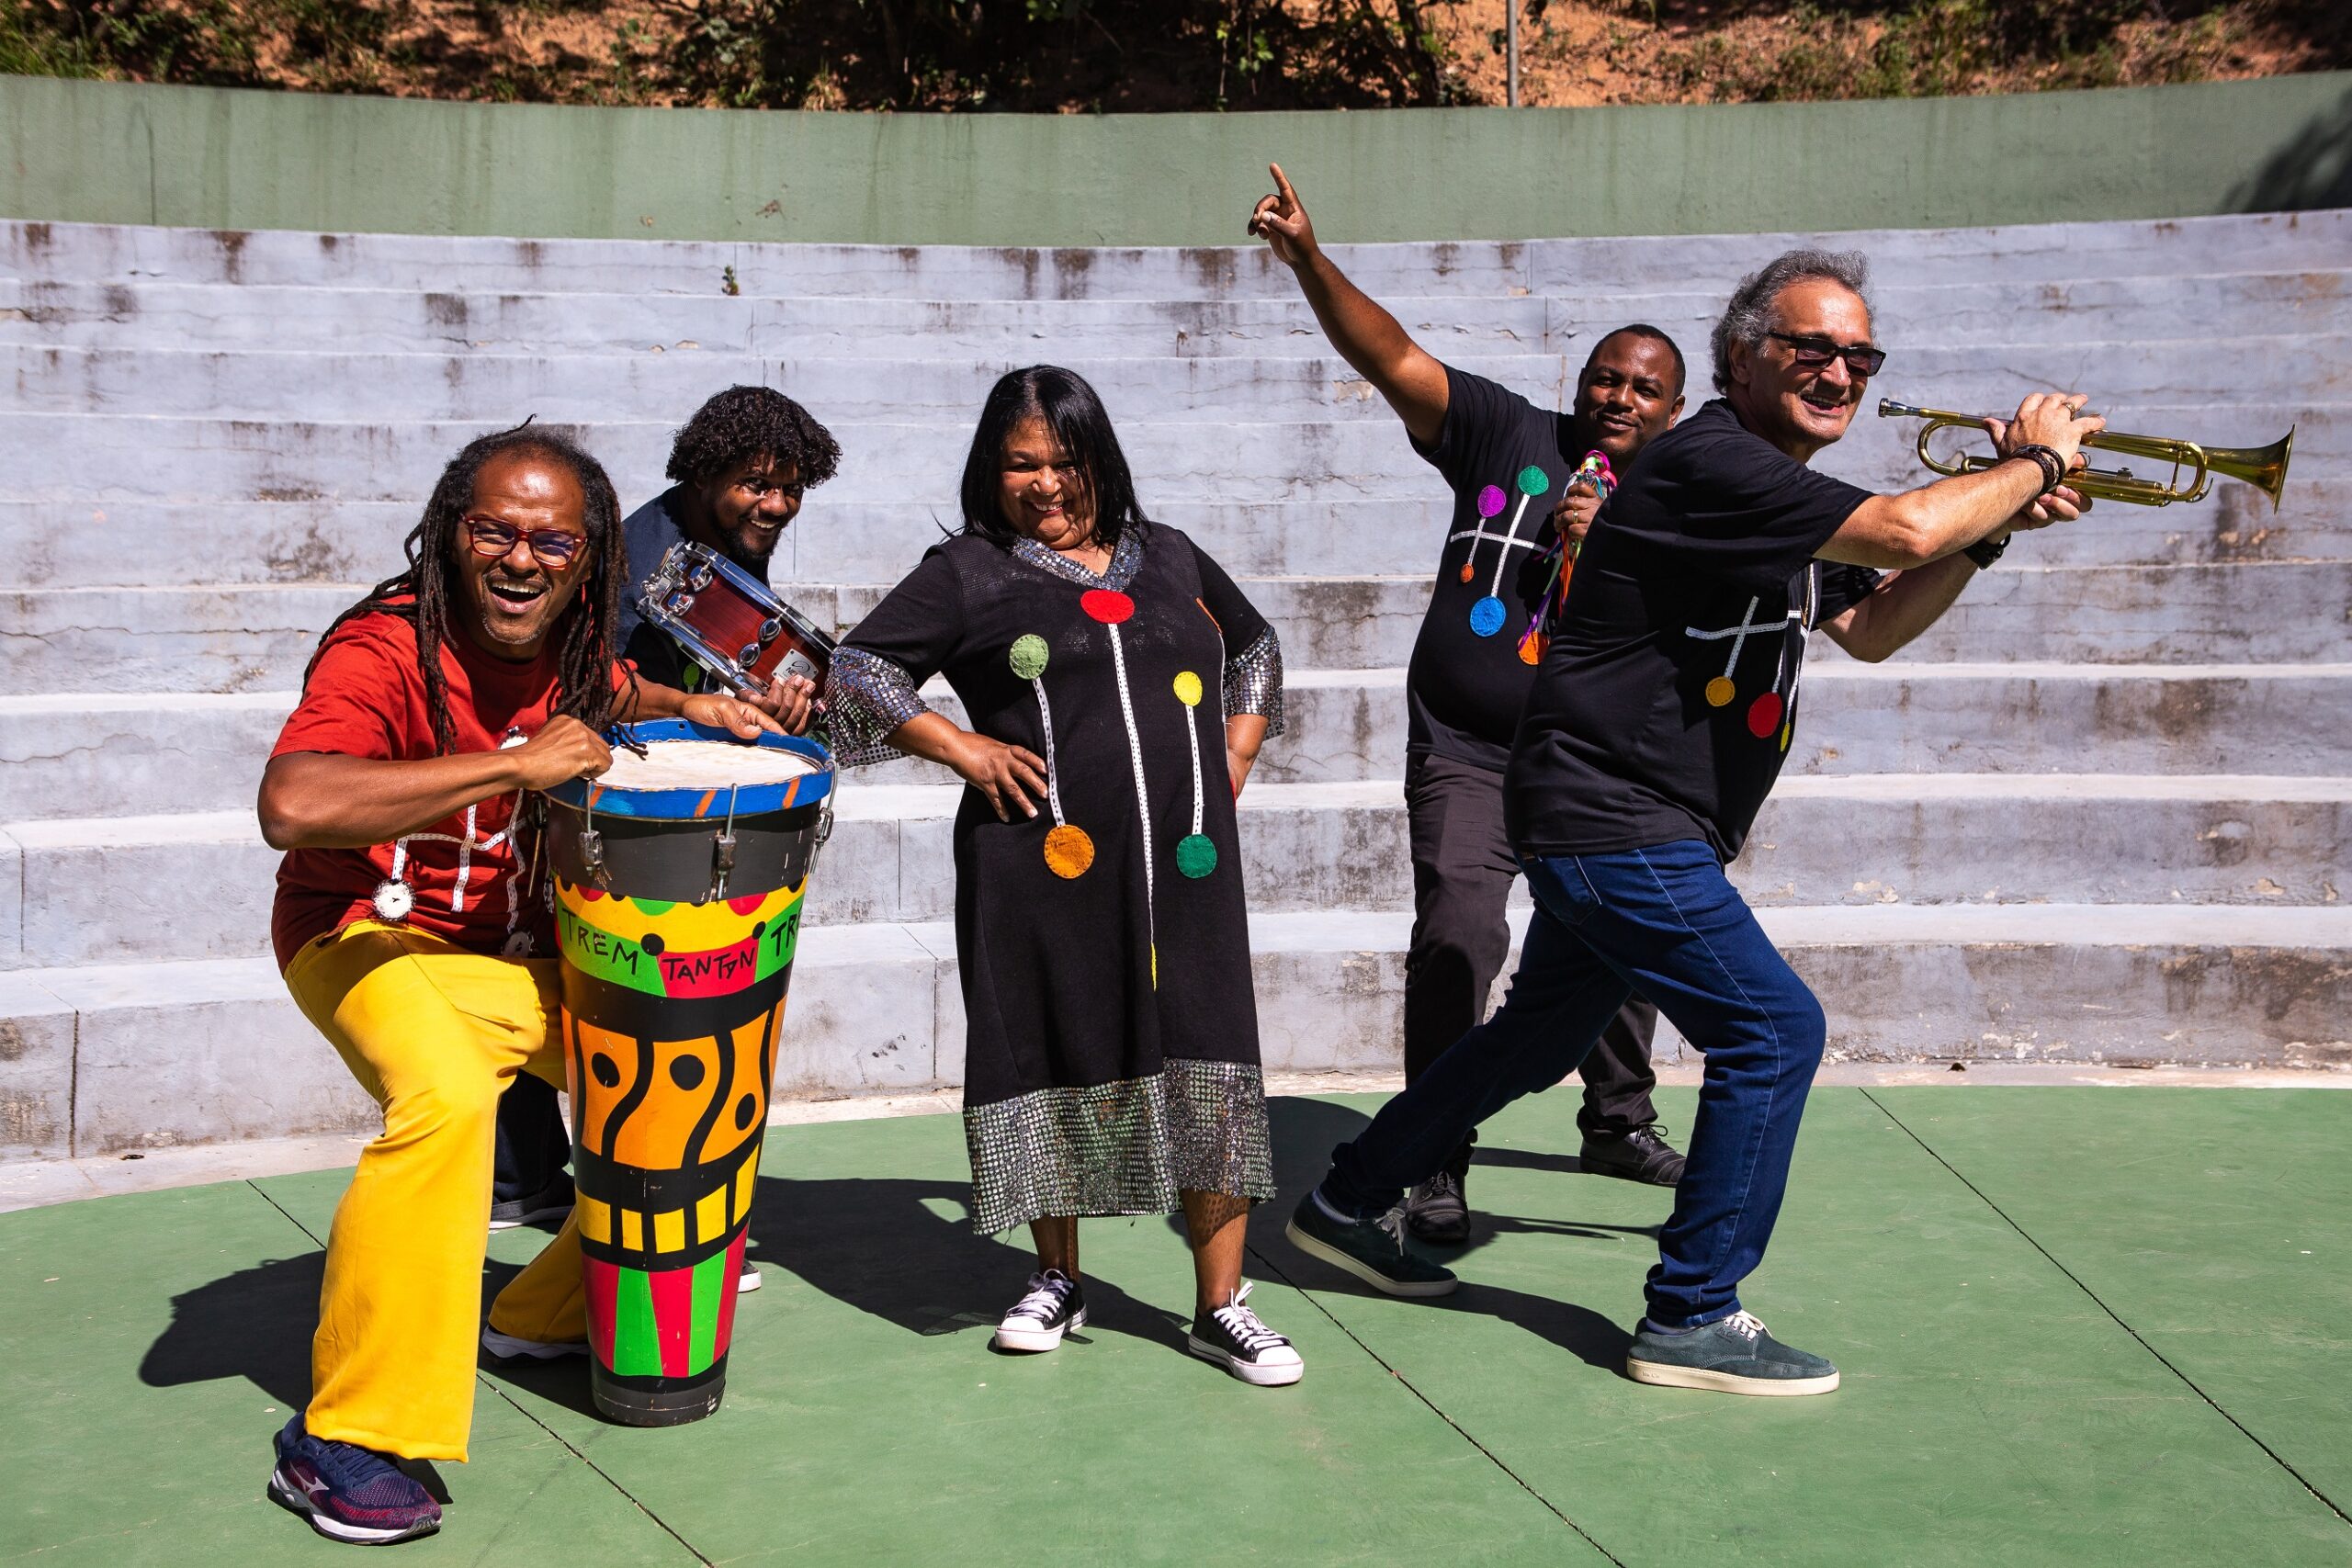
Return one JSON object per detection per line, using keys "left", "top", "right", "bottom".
{"left": 3, "top": 72, "right": 2347, "bottom": 245}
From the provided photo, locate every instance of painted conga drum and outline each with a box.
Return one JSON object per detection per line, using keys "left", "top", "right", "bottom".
{"left": 541, "top": 720, "right": 834, "bottom": 1426}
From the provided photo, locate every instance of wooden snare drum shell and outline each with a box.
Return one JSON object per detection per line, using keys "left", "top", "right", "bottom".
{"left": 639, "top": 542, "right": 836, "bottom": 695}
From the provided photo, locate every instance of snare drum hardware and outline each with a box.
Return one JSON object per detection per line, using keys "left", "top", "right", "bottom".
{"left": 639, "top": 542, "right": 838, "bottom": 695}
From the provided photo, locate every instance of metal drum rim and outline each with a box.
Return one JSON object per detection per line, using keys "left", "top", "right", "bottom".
{"left": 542, "top": 720, "right": 836, "bottom": 818}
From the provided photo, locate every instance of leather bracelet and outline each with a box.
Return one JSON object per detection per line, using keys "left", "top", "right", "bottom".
{"left": 2010, "top": 444, "right": 2066, "bottom": 496}
{"left": 1963, "top": 533, "right": 2009, "bottom": 570}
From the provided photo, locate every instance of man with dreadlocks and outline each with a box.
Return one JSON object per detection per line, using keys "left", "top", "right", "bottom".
{"left": 616, "top": 382, "right": 842, "bottom": 724}
{"left": 256, "top": 424, "right": 782, "bottom": 1546}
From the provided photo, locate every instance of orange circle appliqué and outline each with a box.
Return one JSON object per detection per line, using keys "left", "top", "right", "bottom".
{"left": 1043, "top": 824, "right": 1096, "bottom": 879}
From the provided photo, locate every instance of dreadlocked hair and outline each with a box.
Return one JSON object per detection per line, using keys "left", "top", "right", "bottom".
{"left": 306, "top": 423, "right": 628, "bottom": 757}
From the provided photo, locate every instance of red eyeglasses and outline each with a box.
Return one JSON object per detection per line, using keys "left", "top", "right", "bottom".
{"left": 464, "top": 516, "right": 587, "bottom": 568}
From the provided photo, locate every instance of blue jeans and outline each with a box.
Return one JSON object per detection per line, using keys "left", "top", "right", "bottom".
{"left": 1324, "top": 839, "right": 1826, "bottom": 1327}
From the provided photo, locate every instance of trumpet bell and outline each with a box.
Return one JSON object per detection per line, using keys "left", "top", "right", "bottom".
{"left": 2203, "top": 427, "right": 2294, "bottom": 512}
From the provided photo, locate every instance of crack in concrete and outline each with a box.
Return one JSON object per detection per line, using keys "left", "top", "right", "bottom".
{"left": 1244, "top": 1235, "right": 1630, "bottom": 1566}
{"left": 245, "top": 1180, "right": 717, "bottom": 1565}
{"left": 1861, "top": 1087, "right": 2352, "bottom": 1533}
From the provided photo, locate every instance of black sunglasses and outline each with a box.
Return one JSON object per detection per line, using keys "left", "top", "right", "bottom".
{"left": 1766, "top": 333, "right": 1887, "bottom": 377}
{"left": 464, "top": 516, "right": 586, "bottom": 568}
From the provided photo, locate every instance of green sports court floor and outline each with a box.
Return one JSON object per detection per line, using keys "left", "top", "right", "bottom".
{"left": 6, "top": 1086, "right": 2349, "bottom": 1566}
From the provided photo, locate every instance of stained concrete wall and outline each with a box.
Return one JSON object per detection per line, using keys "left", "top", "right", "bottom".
{"left": 2, "top": 72, "right": 2349, "bottom": 246}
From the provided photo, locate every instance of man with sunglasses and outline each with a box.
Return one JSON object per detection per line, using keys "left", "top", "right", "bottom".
{"left": 258, "top": 427, "right": 782, "bottom": 1545}
{"left": 616, "top": 383, "right": 842, "bottom": 727}
{"left": 1288, "top": 250, "right": 2100, "bottom": 1398}
{"left": 1249, "top": 164, "right": 1691, "bottom": 1247}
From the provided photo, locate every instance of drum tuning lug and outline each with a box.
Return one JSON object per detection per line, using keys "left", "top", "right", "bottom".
{"left": 686, "top": 564, "right": 715, "bottom": 591}
{"left": 707, "top": 830, "right": 738, "bottom": 904}
{"left": 808, "top": 804, "right": 834, "bottom": 883}
{"left": 580, "top": 828, "right": 611, "bottom": 889}
{"left": 757, "top": 617, "right": 782, "bottom": 644}
{"left": 736, "top": 642, "right": 763, "bottom": 666}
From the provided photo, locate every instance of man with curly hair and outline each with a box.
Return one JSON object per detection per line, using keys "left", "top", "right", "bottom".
{"left": 616, "top": 384, "right": 843, "bottom": 713}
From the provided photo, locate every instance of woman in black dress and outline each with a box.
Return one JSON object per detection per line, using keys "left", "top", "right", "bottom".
{"left": 828, "top": 367, "right": 1300, "bottom": 1386}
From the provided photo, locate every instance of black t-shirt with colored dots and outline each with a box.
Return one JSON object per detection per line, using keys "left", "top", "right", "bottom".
{"left": 1406, "top": 366, "right": 1609, "bottom": 773}
{"left": 1505, "top": 399, "right": 1883, "bottom": 864}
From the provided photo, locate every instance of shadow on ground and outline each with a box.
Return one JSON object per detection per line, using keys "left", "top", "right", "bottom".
{"left": 126, "top": 1093, "right": 1648, "bottom": 1422}
{"left": 1253, "top": 1096, "right": 1644, "bottom": 1376}
{"left": 138, "top": 1251, "right": 322, "bottom": 1410}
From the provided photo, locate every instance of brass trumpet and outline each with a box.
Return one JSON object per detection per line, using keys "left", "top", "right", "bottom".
{"left": 1878, "top": 399, "right": 2293, "bottom": 510}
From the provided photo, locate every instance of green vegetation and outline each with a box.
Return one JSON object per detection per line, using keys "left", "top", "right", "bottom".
{"left": 0, "top": 0, "right": 2343, "bottom": 110}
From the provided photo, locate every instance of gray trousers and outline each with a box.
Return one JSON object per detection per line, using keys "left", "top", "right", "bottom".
{"left": 1403, "top": 750, "right": 1661, "bottom": 1167}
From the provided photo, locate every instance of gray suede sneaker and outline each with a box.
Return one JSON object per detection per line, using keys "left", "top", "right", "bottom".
{"left": 1284, "top": 1191, "right": 1458, "bottom": 1297}
{"left": 1625, "top": 1310, "right": 1839, "bottom": 1396}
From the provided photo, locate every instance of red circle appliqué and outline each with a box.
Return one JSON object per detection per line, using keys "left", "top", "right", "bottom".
{"left": 1747, "top": 693, "right": 1785, "bottom": 739}
{"left": 1080, "top": 589, "right": 1136, "bottom": 625}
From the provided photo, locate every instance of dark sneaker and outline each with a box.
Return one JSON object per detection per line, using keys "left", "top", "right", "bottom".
{"left": 488, "top": 1172, "right": 574, "bottom": 1232}
{"left": 1626, "top": 1310, "right": 1839, "bottom": 1396}
{"left": 1187, "top": 1282, "right": 1304, "bottom": 1386}
{"left": 1404, "top": 1168, "right": 1470, "bottom": 1245}
{"left": 267, "top": 1414, "right": 442, "bottom": 1545}
{"left": 1581, "top": 1123, "right": 1687, "bottom": 1186}
{"left": 992, "top": 1269, "right": 1086, "bottom": 1352}
{"left": 739, "top": 1249, "right": 763, "bottom": 1294}
{"left": 481, "top": 1325, "right": 588, "bottom": 1361}
{"left": 1284, "top": 1191, "right": 1458, "bottom": 1298}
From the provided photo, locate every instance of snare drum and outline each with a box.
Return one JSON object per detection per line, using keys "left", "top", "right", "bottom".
{"left": 541, "top": 721, "right": 835, "bottom": 1426}
{"left": 639, "top": 542, "right": 836, "bottom": 696}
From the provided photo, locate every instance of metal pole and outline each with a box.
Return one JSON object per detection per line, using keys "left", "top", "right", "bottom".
{"left": 1506, "top": 0, "right": 1520, "bottom": 107}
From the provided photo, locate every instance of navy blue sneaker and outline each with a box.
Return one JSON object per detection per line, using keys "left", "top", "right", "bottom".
{"left": 267, "top": 1414, "right": 442, "bottom": 1545}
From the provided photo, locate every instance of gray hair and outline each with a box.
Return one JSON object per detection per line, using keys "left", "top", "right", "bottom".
{"left": 1710, "top": 249, "right": 1872, "bottom": 394}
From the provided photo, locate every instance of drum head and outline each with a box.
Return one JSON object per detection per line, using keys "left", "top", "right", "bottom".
{"left": 544, "top": 721, "right": 834, "bottom": 819}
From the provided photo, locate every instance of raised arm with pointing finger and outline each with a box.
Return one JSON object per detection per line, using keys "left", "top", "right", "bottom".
{"left": 1247, "top": 160, "right": 1700, "bottom": 1232}
{"left": 1250, "top": 164, "right": 1452, "bottom": 446}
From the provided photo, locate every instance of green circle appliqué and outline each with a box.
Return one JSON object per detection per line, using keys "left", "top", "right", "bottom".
{"left": 1009, "top": 634, "right": 1050, "bottom": 681}
{"left": 1176, "top": 834, "right": 1218, "bottom": 879}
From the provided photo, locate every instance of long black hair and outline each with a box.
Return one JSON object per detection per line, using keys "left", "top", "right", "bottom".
{"left": 306, "top": 423, "right": 628, "bottom": 755}
{"left": 956, "top": 366, "right": 1149, "bottom": 552}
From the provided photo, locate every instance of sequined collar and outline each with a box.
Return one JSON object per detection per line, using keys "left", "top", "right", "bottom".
{"left": 1010, "top": 527, "right": 1145, "bottom": 593}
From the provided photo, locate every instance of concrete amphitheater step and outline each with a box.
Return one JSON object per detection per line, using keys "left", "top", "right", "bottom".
{"left": 0, "top": 919, "right": 967, "bottom": 1158}
{"left": 8, "top": 561, "right": 2346, "bottom": 692}
{"left": 11, "top": 775, "right": 2344, "bottom": 968}
{"left": 0, "top": 404, "right": 2332, "bottom": 515}
{"left": 7, "top": 210, "right": 2347, "bottom": 297}
{"left": 5, "top": 480, "right": 2347, "bottom": 593}
{"left": 5, "top": 662, "right": 2346, "bottom": 823}
{"left": 6, "top": 901, "right": 2346, "bottom": 1157}
{"left": 5, "top": 275, "right": 2345, "bottom": 366}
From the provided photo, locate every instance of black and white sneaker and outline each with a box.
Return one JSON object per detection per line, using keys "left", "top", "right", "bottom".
{"left": 1404, "top": 1168, "right": 1470, "bottom": 1244}
{"left": 481, "top": 1325, "right": 588, "bottom": 1361}
{"left": 1187, "top": 1282, "right": 1304, "bottom": 1387}
{"left": 488, "top": 1173, "right": 574, "bottom": 1232}
{"left": 992, "top": 1269, "right": 1086, "bottom": 1352}
{"left": 739, "top": 1248, "right": 763, "bottom": 1293}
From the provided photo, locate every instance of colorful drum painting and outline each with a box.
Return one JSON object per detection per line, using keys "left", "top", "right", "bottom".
{"left": 541, "top": 721, "right": 834, "bottom": 1426}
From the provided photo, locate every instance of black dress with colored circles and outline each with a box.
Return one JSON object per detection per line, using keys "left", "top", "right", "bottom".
{"left": 827, "top": 525, "right": 1283, "bottom": 1235}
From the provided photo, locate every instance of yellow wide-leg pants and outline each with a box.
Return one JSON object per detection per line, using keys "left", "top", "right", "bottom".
{"left": 286, "top": 919, "right": 590, "bottom": 1461}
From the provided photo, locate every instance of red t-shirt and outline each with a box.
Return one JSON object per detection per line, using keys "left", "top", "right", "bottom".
{"left": 269, "top": 605, "right": 611, "bottom": 969}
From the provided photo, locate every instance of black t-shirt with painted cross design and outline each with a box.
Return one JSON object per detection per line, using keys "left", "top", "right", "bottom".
{"left": 1505, "top": 399, "right": 1883, "bottom": 864}
{"left": 1406, "top": 365, "right": 1607, "bottom": 773}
